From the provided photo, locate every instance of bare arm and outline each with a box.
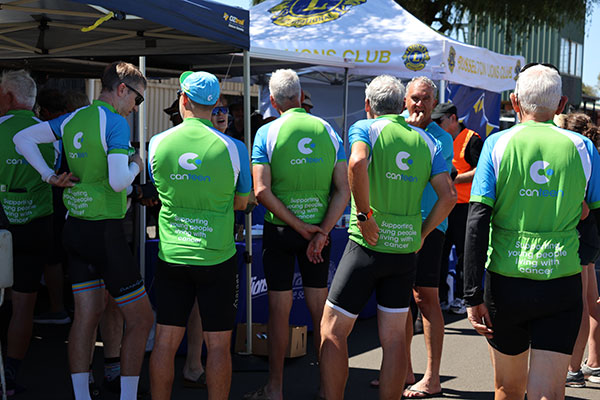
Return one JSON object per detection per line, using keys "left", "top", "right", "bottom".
{"left": 253, "top": 163, "right": 324, "bottom": 240}
{"left": 421, "top": 172, "right": 456, "bottom": 240}
{"left": 454, "top": 169, "right": 476, "bottom": 184}
{"left": 349, "top": 142, "right": 379, "bottom": 246}
{"left": 234, "top": 194, "right": 249, "bottom": 211}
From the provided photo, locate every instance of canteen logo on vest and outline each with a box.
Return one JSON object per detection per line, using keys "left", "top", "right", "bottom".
{"left": 68, "top": 131, "right": 88, "bottom": 159}
{"left": 171, "top": 152, "right": 210, "bottom": 182}
{"left": 386, "top": 151, "right": 417, "bottom": 182}
{"left": 298, "top": 137, "right": 315, "bottom": 154}
{"left": 5, "top": 146, "right": 28, "bottom": 165}
{"left": 269, "top": 0, "right": 366, "bottom": 28}
{"left": 529, "top": 161, "right": 553, "bottom": 184}
{"left": 291, "top": 137, "right": 323, "bottom": 165}
{"left": 395, "top": 151, "right": 413, "bottom": 171}
{"left": 519, "top": 160, "right": 563, "bottom": 198}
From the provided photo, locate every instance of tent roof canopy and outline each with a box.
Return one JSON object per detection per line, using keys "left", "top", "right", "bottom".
{"left": 250, "top": 0, "right": 525, "bottom": 93}
{"left": 0, "top": 0, "right": 249, "bottom": 60}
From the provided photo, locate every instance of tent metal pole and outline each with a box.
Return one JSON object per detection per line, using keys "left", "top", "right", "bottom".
{"left": 342, "top": 67, "right": 350, "bottom": 155}
{"left": 243, "top": 49, "right": 253, "bottom": 355}
{"left": 138, "top": 56, "right": 147, "bottom": 279}
{"left": 439, "top": 80, "right": 446, "bottom": 104}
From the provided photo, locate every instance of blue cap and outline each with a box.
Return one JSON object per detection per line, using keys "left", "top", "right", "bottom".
{"left": 179, "top": 71, "right": 220, "bottom": 106}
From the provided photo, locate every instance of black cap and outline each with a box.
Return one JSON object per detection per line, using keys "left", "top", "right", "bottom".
{"left": 431, "top": 102, "right": 457, "bottom": 120}
{"left": 163, "top": 99, "right": 179, "bottom": 116}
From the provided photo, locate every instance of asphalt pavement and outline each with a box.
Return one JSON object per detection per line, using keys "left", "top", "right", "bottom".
{"left": 3, "top": 307, "right": 600, "bottom": 399}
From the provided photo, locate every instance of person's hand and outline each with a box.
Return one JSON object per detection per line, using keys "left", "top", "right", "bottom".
{"left": 296, "top": 222, "right": 325, "bottom": 241}
{"left": 406, "top": 111, "right": 426, "bottom": 129}
{"left": 49, "top": 172, "right": 79, "bottom": 188}
{"left": 467, "top": 303, "right": 494, "bottom": 339}
{"left": 130, "top": 153, "right": 143, "bottom": 171}
{"left": 307, "top": 232, "right": 330, "bottom": 264}
{"left": 357, "top": 217, "right": 379, "bottom": 246}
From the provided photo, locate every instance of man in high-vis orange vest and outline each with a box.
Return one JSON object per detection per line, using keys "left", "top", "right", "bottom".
{"left": 432, "top": 102, "right": 483, "bottom": 314}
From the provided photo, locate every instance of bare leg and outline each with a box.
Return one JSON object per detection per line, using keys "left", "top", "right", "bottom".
{"left": 404, "top": 287, "right": 444, "bottom": 397}
{"left": 69, "top": 290, "right": 106, "bottom": 373}
{"left": 264, "top": 290, "right": 293, "bottom": 400}
{"left": 7, "top": 291, "right": 37, "bottom": 360}
{"left": 100, "top": 294, "right": 124, "bottom": 359}
{"left": 303, "top": 287, "right": 328, "bottom": 397}
{"left": 488, "top": 346, "right": 528, "bottom": 400}
{"left": 149, "top": 324, "right": 186, "bottom": 400}
{"left": 586, "top": 263, "right": 600, "bottom": 368}
{"left": 528, "top": 349, "right": 571, "bottom": 400}
{"left": 118, "top": 296, "right": 153, "bottom": 376}
{"left": 320, "top": 305, "right": 356, "bottom": 400}
{"left": 378, "top": 309, "right": 409, "bottom": 400}
{"left": 184, "top": 300, "right": 205, "bottom": 381}
{"left": 43, "top": 263, "right": 65, "bottom": 313}
{"left": 569, "top": 264, "right": 590, "bottom": 372}
{"left": 203, "top": 331, "right": 233, "bottom": 400}
{"left": 405, "top": 308, "right": 415, "bottom": 384}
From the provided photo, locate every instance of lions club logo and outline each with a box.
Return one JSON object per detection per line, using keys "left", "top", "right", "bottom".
{"left": 396, "top": 152, "right": 413, "bottom": 171}
{"left": 402, "top": 44, "right": 430, "bottom": 72}
{"left": 268, "top": 0, "right": 366, "bottom": 28}
{"left": 529, "top": 160, "right": 553, "bottom": 184}
{"left": 448, "top": 46, "right": 456, "bottom": 73}
{"left": 178, "top": 152, "right": 202, "bottom": 171}
{"left": 297, "top": 137, "right": 315, "bottom": 155}
{"left": 514, "top": 60, "right": 522, "bottom": 81}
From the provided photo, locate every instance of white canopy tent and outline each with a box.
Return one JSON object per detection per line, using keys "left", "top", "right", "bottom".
{"left": 251, "top": 0, "right": 525, "bottom": 93}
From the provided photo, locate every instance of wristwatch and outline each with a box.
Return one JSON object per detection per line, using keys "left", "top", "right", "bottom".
{"left": 356, "top": 209, "right": 373, "bottom": 222}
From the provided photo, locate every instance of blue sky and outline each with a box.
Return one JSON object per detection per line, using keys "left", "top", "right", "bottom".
{"left": 216, "top": 0, "right": 599, "bottom": 87}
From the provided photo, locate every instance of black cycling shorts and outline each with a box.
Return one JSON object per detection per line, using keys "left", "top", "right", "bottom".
{"left": 62, "top": 217, "right": 146, "bottom": 307}
{"left": 484, "top": 271, "right": 582, "bottom": 356}
{"left": 327, "top": 239, "right": 416, "bottom": 318}
{"left": 415, "top": 228, "right": 445, "bottom": 288}
{"left": 8, "top": 214, "right": 53, "bottom": 293}
{"left": 155, "top": 256, "right": 238, "bottom": 331}
{"left": 262, "top": 221, "right": 331, "bottom": 291}
{"left": 49, "top": 186, "right": 67, "bottom": 264}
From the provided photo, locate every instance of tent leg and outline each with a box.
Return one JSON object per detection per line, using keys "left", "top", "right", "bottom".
{"left": 439, "top": 79, "right": 447, "bottom": 104}
{"left": 243, "top": 50, "right": 253, "bottom": 355}
{"left": 342, "top": 67, "right": 349, "bottom": 155}
{"left": 138, "top": 56, "right": 147, "bottom": 280}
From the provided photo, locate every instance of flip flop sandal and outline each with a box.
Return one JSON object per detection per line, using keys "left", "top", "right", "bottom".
{"left": 183, "top": 372, "right": 207, "bottom": 389}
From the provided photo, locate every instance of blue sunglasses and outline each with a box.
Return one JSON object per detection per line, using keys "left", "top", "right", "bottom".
{"left": 212, "top": 106, "right": 229, "bottom": 116}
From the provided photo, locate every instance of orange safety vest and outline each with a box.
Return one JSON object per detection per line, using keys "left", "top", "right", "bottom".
{"left": 453, "top": 128, "right": 481, "bottom": 203}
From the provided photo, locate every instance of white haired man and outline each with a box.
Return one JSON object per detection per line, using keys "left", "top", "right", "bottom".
{"left": 0, "top": 70, "right": 56, "bottom": 396}
{"left": 246, "top": 69, "right": 350, "bottom": 400}
{"left": 320, "top": 75, "right": 456, "bottom": 400}
{"left": 14, "top": 62, "right": 154, "bottom": 400}
{"left": 464, "top": 63, "right": 600, "bottom": 399}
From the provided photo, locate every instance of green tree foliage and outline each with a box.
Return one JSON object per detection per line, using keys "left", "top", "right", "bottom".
{"left": 396, "top": 0, "right": 597, "bottom": 44}
{"left": 583, "top": 83, "right": 597, "bottom": 97}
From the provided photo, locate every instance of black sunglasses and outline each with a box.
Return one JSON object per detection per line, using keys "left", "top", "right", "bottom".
{"left": 123, "top": 83, "right": 144, "bottom": 106}
{"left": 520, "top": 62, "right": 559, "bottom": 73}
{"left": 212, "top": 106, "right": 228, "bottom": 116}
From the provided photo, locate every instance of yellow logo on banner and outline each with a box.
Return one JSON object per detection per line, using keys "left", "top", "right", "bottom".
{"left": 514, "top": 60, "right": 522, "bottom": 81}
{"left": 448, "top": 46, "right": 456, "bottom": 73}
{"left": 402, "top": 44, "right": 430, "bottom": 71}
{"left": 268, "top": 0, "right": 366, "bottom": 28}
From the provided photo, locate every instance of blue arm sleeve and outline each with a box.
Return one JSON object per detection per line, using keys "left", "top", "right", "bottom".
{"left": 236, "top": 139, "right": 252, "bottom": 195}
{"left": 335, "top": 133, "right": 346, "bottom": 161}
{"left": 348, "top": 119, "right": 373, "bottom": 155}
{"left": 470, "top": 137, "right": 497, "bottom": 207}
{"left": 585, "top": 140, "right": 600, "bottom": 209}
{"left": 430, "top": 139, "right": 447, "bottom": 177}
{"left": 105, "top": 115, "right": 132, "bottom": 154}
{"left": 47, "top": 113, "right": 71, "bottom": 139}
{"left": 251, "top": 124, "right": 269, "bottom": 164}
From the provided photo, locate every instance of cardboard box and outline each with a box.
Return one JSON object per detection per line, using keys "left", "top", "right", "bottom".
{"left": 235, "top": 323, "right": 307, "bottom": 358}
